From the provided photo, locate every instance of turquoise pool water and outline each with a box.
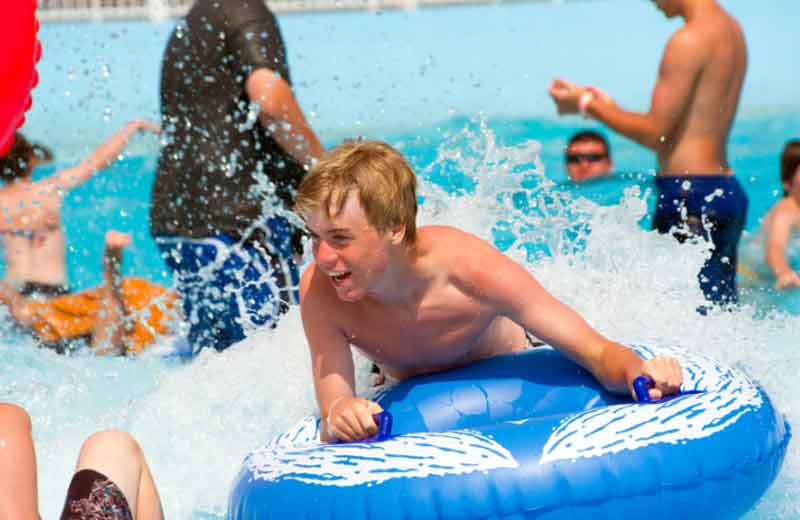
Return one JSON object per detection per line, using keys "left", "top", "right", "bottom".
{"left": 3, "top": 1, "right": 799, "bottom": 518}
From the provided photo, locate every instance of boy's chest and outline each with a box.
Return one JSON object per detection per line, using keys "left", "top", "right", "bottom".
{"left": 345, "top": 296, "right": 494, "bottom": 369}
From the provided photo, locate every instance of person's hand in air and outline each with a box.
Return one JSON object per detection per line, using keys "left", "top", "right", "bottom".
{"left": 548, "top": 78, "right": 585, "bottom": 115}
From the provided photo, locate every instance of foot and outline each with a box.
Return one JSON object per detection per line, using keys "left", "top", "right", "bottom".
{"left": 104, "top": 231, "right": 131, "bottom": 251}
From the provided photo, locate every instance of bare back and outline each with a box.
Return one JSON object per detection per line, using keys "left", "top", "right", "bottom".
{"left": 0, "top": 180, "right": 67, "bottom": 288}
{"left": 658, "top": 5, "right": 746, "bottom": 174}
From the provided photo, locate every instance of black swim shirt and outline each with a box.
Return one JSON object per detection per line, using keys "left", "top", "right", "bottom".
{"left": 151, "top": 0, "right": 305, "bottom": 241}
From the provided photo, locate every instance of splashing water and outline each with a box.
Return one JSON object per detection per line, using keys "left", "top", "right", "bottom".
{"left": 1, "top": 120, "right": 797, "bottom": 519}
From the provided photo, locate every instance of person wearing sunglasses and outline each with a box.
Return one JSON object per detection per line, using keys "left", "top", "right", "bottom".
{"left": 549, "top": 0, "right": 748, "bottom": 307}
{"left": 565, "top": 131, "right": 613, "bottom": 182}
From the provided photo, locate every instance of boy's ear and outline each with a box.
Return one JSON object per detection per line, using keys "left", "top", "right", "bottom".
{"left": 389, "top": 224, "right": 406, "bottom": 245}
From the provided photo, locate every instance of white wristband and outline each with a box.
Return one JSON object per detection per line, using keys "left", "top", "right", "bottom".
{"left": 579, "top": 91, "right": 594, "bottom": 119}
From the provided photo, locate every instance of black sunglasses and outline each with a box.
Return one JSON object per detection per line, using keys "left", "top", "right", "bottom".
{"left": 566, "top": 153, "right": 607, "bottom": 164}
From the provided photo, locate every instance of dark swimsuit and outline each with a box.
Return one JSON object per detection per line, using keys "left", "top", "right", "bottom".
{"left": 59, "top": 469, "right": 133, "bottom": 520}
{"left": 653, "top": 175, "right": 748, "bottom": 305}
{"left": 19, "top": 281, "right": 70, "bottom": 299}
{"left": 16, "top": 282, "right": 75, "bottom": 353}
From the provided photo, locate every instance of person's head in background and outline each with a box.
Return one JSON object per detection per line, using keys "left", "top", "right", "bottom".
{"left": 0, "top": 133, "right": 53, "bottom": 183}
{"left": 565, "top": 131, "right": 613, "bottom": 182}
{"left": 780, "top": 139, "right": 800, "bottom": 200}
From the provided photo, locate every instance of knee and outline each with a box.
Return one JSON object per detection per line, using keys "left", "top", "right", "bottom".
{"left": 0, "top": 403, "right": 32, "bottom": 437}
{"left": 81, "top": 429, "right": 143, "bottom": 463}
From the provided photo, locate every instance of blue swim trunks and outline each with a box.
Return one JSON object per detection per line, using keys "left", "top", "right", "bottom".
{"left": 653, "top": 175, "right": 748, "bottom": 305}
{"left": 156, "top": 217, "right": 300, "bottom": 355}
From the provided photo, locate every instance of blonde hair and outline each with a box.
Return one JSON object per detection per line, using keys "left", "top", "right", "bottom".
{"left": 295, "top": 140, "right": 418, "bottom": 245}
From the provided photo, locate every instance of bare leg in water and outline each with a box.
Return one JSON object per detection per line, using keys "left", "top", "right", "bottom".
{"left": 91, "top": 231, "right": 131, "bottom": 355}
{"left": 0, "top": 403, "right": 38, "bottom": 520}
{"left": 0, "top": 403, "right": 163, "bottom": 520}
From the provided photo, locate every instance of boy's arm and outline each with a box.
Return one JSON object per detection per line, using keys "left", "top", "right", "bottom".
{"left": 550, "top": 29, "right": 703, "bottom": 151}
{"left": 299, "top": 266, "right": 382, "bottom": 442}
{"left": 52, "top": 119, "right": 159, "bottom": 192}
{"left": 462, "top": 234, "right": 682, "bottom": 400}
{"left": 765, "top": 206, "right": 800, "bottom": 289}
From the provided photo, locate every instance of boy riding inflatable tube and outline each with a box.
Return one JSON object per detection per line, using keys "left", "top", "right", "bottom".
{"left": 229, "top": 344, "right": 790, "bottom": 519}
{"left": 0, "top": 1, "right": 41, "bottom": 155}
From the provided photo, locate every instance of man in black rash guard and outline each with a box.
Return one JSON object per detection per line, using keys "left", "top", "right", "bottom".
{"left": 152, "top": 0, "right": 324, "bottom": 354}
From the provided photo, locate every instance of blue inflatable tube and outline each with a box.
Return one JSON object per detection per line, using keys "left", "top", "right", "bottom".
{"left": 229, "top": 344, "right": 790, "bottom": 519}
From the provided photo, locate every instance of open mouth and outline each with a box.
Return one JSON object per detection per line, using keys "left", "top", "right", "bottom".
{"left": 328, "top": 271, "right": 352, "bottom": 285}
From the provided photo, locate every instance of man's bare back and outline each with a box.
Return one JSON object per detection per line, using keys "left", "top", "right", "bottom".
{"left": 657, "top": 3, "right": 746, "bottom": 174}
{"left": 0, "top": 120, "right": 158, "bottom": 292}
{"left": 550, "top": 0, "right": 746, "bottom": 176}
{"left": 302, "top": 226, "right": 528, "bottom": 382}
{"left": 549, "top": 0, "right": 749, "bottom": 306}
{"left": 0, "top": 180, "right": 66, "bottom": 287}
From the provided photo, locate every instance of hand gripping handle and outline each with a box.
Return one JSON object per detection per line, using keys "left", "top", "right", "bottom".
{"left": 364, "top": 411, "right": 393, "bottom": 443}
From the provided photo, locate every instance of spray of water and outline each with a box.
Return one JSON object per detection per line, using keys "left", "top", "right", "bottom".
{"left": 2, "top": 120, "right": 797, "bottom": 519}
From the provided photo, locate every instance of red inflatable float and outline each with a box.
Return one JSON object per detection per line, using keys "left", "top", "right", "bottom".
{"left": 0, "top": 1, "right": 41, "bottom": 156}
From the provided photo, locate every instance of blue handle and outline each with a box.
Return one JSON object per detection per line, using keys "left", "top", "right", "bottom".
{"left": 364, "top": 411, "right": 393, "bottom": 443}
{"left": 634, "top": 375, "right": 701, "bottom": 404}
{"left": 633, "top": 375, "right": 654, "bottom": 403}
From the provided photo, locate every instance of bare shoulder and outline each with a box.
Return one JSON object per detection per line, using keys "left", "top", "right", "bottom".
{"left": 665, "top": 24, "right": 705, "bottom": 57}
{"left": 770, "top": 199, "right": 800, "bottom": 225}
{"left": 417, "top": 225, "right": 495, "bottom": 256}
{"left": 417, "top": 225, "right": 522, "bottom": 291}
{"left": 0, "top": 183, "right": 59, "bottom": 220}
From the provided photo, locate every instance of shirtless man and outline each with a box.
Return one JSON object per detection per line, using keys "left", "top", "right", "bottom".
{"left": 0, "top": 120, "right": 158, "bottom": 298}
{"left": 549, "top": 0, "right": 748, "bottom": 305}
{"left": 295, "top": 141, "right": 683, "bottom": 443}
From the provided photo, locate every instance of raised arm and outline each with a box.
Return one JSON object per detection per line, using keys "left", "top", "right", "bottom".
{"left": 299, "top": 265, "right": 381, "bottom": 442}
{"left": 51, "top": 119, "right": 159, "bottom": 192}
{"left": 549, "top": 29, "right": 703, "bottom": 150}
{"left": 460, "top": 232, "right": 682, "bottom": 400}
{"left": 765, "top": 205, "right": 800, "bottom": 290}
{"left": 245, "top": 69, "right": 325, "bottom": 171}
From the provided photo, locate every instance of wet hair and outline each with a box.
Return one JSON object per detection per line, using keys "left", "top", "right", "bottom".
{"left": 0, "top": 133, "right": 35, "bottom": 182}
{"left": 295, "top": 140, "right": 418, "bottom": 246}
{"left": 567, "top": 130, "right": 611, "bottom": 157}
{"left": 780, "top": 139, "right": 800, "bottom": 197}
{"left": 31, "top": 142, "right": 54, "bottom": 164}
